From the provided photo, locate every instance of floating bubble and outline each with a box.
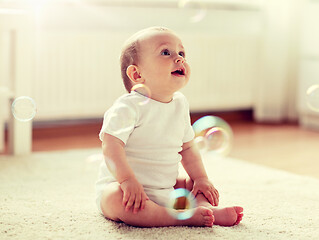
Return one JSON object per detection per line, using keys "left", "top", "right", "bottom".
{"left": 84, "top": 154, "right": 117, "bottom": 177}
{"left": 11, "top": 96, "right": 37, "bottom": 122}
{"left": 131, "top": 83, "right": 151, "bottom": 105}
{"left": 166, "top": 188, "right": 197, "bottom": 220}
{"left": 205, "top": 127, "right": 230, "bottom": 154}
{"left": 86, "top": 153, "right": 104, "bottom": 164}
{"left": 83, "top": 153, "right": 104, "bottom": 174}
{"left": 192, "top": 116, "right": 233, "bottom": 156}
{"left": 306, "top": 84, "right": 319, "bottom": 112}
{"left": 178, "top": 0, "right": 207, "bottom": 23}
{"left": 194, "top": 136, "right": 206, "bottom": 151}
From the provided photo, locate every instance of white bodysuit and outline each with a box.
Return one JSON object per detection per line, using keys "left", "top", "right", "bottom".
{"left": 95, "top": 91, "right": 195, "bottom": 213}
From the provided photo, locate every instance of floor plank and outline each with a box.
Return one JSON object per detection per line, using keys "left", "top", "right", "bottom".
{"left": 229, "top": 122, "right": 319, "bottom": 179}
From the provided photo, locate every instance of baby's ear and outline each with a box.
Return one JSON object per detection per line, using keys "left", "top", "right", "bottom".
{"left": 126, "top": 65, "right": 144, "bottom": 84}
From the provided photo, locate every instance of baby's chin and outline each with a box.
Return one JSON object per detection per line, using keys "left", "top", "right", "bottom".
{"left": 172, "top": 75, "right": 189, "bottom": 86}
{"left": 169, "top": 82, "right": 188, "bottom": 95}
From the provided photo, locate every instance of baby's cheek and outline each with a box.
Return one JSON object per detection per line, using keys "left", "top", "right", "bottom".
{"left": 185, "top": 64, "right": 191, "bottom": 77}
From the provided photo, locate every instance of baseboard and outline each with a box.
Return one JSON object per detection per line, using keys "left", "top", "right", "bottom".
{"left": 3, "top": 109, "right": 253, "bottom": 141}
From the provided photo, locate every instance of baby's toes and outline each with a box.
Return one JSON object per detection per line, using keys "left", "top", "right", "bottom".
{"left": 202, "top": 208, "right": 213, "bottom": 216}
{"left": 235, "top": 213, "right": 244, "bottom": 225}
{"left": 204, "top": 215, "right": 214, "bottom": 227}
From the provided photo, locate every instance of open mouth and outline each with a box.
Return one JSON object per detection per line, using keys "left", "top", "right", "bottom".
{"left": 171, "top": 68, "right": 185, "bottom": 76}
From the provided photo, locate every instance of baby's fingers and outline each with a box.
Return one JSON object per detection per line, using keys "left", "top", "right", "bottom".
{"left": 210, "top": 190, "right": 220, "bottom": 206}
{"left": 213, "top": 190, "right": 219, "bottom": 206}
{"left": 122, "top": 191, "right": 130, "bottom": 207}
{"left": 125, "top": 194, "right": 135, "bottom": 212}
{"left": 133, "top": 194, "right": 141, "bottom": 214}
{"left": 140, "top": 192, "right": 149, "bottom": 210}
{"left": 204, "top": 191, "right": 216, "bottom": 206}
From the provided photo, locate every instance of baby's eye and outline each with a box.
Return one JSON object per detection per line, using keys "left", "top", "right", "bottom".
{"left": 179, "top": 51, "right": 185, "bottom": 58}
{"left": 161, "top": 49, "right": 170, "bottom": 56}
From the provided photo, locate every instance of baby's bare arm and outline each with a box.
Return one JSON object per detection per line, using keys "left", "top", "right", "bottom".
{"left": 102, "top": 133, "right": 148, "bottom": 213}
{"left": 102, "top": 133, "right": 134, "bottom": 182}
{"left": 180, "top": 140, "right": 208, "bottom": 180}
{"left": 180, "top": 140, "right": 219, "bottom": 206}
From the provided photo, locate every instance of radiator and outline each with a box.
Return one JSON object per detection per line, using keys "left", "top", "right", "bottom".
{"left": 29, "top": 30, "right": 259, "bottom": 121}
{"left": 181, "top": 33, "right": 260, "bottom": 112}
{"left": 32, "top": 31, "right": 129, "bottom": 120}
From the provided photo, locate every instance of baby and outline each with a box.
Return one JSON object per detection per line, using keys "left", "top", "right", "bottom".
{"left": 95, "top": 26, "right": 243, "bottom": 227}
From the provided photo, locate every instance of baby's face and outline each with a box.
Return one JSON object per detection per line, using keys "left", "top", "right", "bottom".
{"left": 137, "top": 30, "right": 190, "bottom": 101}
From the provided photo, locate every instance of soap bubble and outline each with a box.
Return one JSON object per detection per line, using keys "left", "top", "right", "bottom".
{"left": 11, "top": 96, "right": 37, "bottom": 122}
{"left": 84, "top": 154, "right": 116, "bottom": 177}
{"left": 192, "top": 116, "right": 233, "bottom": 156}
{"left": 83, "top": 153, "right": 104, "bottom": 173}
{"left": 178, "top": 0, "right": 207, "bottom": 23}
{"left": 194, "top": 136, "right": 206, "bottom": 151}
{"left": 205, "top": 127, "right": 230, "bottom": 154}
{"left": 166, "top": 188, "right": 197, "bottom": 220}
{"left": 131, "top": 84, "right": 151, "bottom": 105}
{"left": 306, "top": 84, "right": 319, "bottom": 112}
{"left": 86, "top": 153, "right": 104, "bottom": 164}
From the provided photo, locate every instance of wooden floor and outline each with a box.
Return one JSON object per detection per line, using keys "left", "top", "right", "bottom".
{"left": 229, "top": 122, "right": 319, "bottom": 179}
{"left": 2, "top": 113, "right": 319, "bottom": 179}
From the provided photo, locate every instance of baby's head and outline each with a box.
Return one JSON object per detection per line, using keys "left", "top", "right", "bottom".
{"left": 120, "top": 26, "right": 190, "bottom": 102}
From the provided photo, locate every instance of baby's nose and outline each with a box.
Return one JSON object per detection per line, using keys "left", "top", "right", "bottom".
{"left": 175, "top": 56, "right": 184, "bottom": 64}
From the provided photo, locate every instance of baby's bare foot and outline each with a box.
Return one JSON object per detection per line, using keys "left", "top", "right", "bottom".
{"left": 212, "top": 206, "right": 243, "bottom": 226}
{"left": 179, "top": 206, "right": 214, "bottom": 227}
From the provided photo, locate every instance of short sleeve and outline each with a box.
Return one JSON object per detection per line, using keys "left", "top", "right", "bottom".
{"left": 182, "top": 95, "right": 195, "bottom": 143}
{"left": 99, "top": 101, "right": 137, "bottom": 144}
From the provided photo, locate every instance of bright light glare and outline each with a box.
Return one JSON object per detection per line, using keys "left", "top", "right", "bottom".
{"left": 13, "top": 0, "right": 57, "bottom": 9}
{"left": 0, "top": 8, "right": 28, "bottom": 14}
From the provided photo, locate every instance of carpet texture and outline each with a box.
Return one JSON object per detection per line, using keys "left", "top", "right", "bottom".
{"left": 0, "top": 149, "right": 318, "bottom": 240}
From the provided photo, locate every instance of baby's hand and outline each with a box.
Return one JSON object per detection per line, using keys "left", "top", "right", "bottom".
{"left": 192, "top": 177, "right": 219, "bottom": 206}
{"left": 120, "top": 177, "right": 149, "bottom": 214}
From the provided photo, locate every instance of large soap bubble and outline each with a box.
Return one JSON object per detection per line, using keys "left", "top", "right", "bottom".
{"left": 166, "top": 188, "right": 197, "bottom": 220}
{"left": 192, "top": 115, "right": 233, "bottom": 156}
{"left": 306, "top": 84, "right": 319, "bottom": 112}
{"left": 11, "top": 96, "right": 37, "bottom": 122}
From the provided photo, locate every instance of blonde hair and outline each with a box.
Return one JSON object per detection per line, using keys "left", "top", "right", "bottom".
{"left": 120, "top": 26, "right": 172, "bottom": 92}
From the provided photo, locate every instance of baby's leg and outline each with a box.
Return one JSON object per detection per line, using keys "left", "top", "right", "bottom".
{"left": 100, "top": 182, "right": 214, "bottom": 228}
{"left": 174, "top": 177, "right": 244, "bottom": 227}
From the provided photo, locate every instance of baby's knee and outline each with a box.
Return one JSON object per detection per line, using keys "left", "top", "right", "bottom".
{"left": 100, "top": 183, "right": 123, "bottom": 221}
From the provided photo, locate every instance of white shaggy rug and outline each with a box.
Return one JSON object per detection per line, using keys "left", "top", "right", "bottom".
{"left": 0, "top": 149, "right": 318, "bottom": 240}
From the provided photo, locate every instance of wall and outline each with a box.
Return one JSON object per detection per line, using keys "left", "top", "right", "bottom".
{"left": 1, "top": 1, "right": 263, "bottom": 121}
